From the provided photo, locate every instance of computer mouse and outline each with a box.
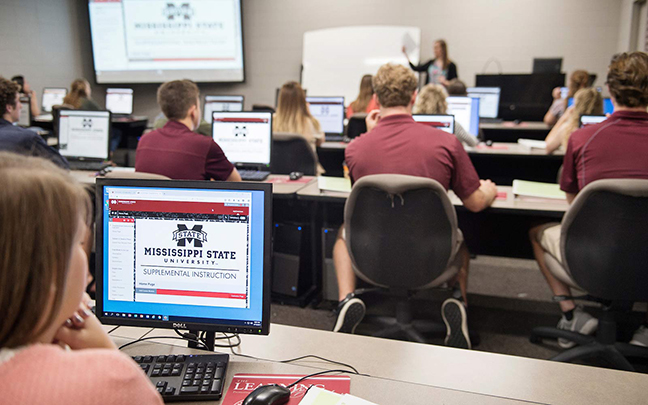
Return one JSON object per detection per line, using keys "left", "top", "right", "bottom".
{"left": 289, "top": 171, "right": 304, "bottom": 181}
{"left": 242, "top": 384, "right": 291, "bottom": 405}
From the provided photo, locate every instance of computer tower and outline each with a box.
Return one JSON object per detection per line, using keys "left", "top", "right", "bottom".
{"left": 272, "top": 223, "right": 313, "bottom": 298}
{"left": 321, "top": 227, "right": 340, "bottom": 302}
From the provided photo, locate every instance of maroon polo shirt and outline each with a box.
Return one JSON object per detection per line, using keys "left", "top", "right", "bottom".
{"left": 135, "top": 120, "right": 234, "bottom": 181}
{"left": 561, "top": 110, "right": 648, "bottom": 194}
{"left": 345, "top": 114, "right": 481, "bottom": 200}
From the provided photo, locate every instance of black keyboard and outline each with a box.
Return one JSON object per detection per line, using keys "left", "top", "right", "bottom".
{"left": 68, "top": 161, "right": 110, "bottom": 171}
{"left": 132, "top": 353, "right": 229, "bottom": 402}
{"left": 239, "top": 170, "right": 270, "bottom": 181}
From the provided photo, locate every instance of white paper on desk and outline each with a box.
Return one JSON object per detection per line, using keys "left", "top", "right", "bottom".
{"left": 517, "top": 139, "right": 546, "bottom": 149}
{"left": 318, "top": 176, "right": 352, "bottom": 193}
{"left": 300, "top": 387, "right": 378, "bottom": 405}
{"left": 337, "top": 394, "right": 378, "bottom": 405}
{"left": 402, "top": 32, "right": 417, "bottom": 55}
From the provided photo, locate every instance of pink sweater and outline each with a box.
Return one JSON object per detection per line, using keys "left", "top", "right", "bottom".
{"left": 0, "top": 344, "right": 163, "bottom": 405}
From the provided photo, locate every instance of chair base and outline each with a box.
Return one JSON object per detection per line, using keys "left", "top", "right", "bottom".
{"left": 365, "top": 314, "right": 446, "bottom": 343}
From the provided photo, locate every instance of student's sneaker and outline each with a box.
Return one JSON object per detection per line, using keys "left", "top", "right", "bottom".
{"left": 333, "top": 295, "right": 366, "bottom": 334}
{"left": 630, "top": 325, "right": 648, "bottom": 347}
{"left": 556, "top": 307, "right": 599, "bottom": 349}
{"left": 442, "top": 298, "right": 471, "bottom": 349}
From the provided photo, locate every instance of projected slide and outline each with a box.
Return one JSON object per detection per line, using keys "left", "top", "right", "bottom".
{"left": 88, "top": 0, "right": 244, "bottom": 83}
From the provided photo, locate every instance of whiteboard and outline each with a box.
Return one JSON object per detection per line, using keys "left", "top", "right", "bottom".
{"left": 302, "top": 26, "right": 421, "bottom": 106}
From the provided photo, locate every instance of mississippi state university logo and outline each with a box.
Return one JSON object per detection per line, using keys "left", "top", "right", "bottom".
{"left": 82, "top": 118, "right": 92, "bottom": 128}
{"left": 163, "top": 3, "right": 194, "bottom": 20}
{"left": 173, "top": 224, "right": 207, "bottom": 247}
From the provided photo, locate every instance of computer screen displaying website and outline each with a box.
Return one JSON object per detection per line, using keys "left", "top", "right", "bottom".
{"left": 57, "top": 110, "right": 110, "bottom": 159}
{"left": 204, "top": 95, "right": 244, "bottom": 119}
{"left": 413, "top": 114, "right": 455, "bottom": 134}
{"left": 42, "top": 88, "right": 67, "bottom": 113}
{"left": 305, "top": 96, "right": 345, "bottom": 135}
{"left": 467, "top": 87, "right": 500, "bottom": 119}
{"left": 446, "top": 96, "right": 480, "bottom": 136}
{"left": 88, "top": 0, "right": 245, "bottom": 83}
{"left": 211, "top": 112, "right": 272, "bottom": 166}
{"left": 569, "top": 97, "right": 614, "bottom": 115}
{"left": 106, "top": 88, "right": 134, "bottom": 114}
{"left": 580, "top": 115, "right": 607, "bottom": 128}
{"left": 100, "top": 184, "right": 266, "bottom": 330}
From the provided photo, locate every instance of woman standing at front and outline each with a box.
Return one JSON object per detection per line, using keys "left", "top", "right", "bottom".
{"left": 403, "top": 39, "right": 458, "bottom": 86}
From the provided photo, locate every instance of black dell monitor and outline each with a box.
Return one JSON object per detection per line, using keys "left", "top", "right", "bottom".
{"left": 95, "top": 178, "right": 273, "bottom": 348}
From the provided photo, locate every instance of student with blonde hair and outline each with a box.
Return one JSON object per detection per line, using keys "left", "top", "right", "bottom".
{"left": 346, "top": 74, "right": 379, "bottom": 118}
{"left": 274, "top": 81, "right": 324, "bottom": 149}
{"left": 62, "top": 78, "right": 100, "bottom": 111}
{"left": 544, "top": 70, "right": 590, "bottom": 126}
{"left": 414, "top": 83, "right": 478, "bottom": 146}
{"left": 544, "top": 87, "right": 603, "bottom": 154}
{"left": 0, "top": 152, "right": 162, "bottom": 404}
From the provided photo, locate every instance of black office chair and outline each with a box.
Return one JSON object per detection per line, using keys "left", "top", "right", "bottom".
{"left": 346, "top": 113, "right": 367, "bottom": 139}
{"left": 344, "top": 174, "right": 463, "bottom": 343}
{"left": 530, "top": 179, "right": 648, "bottom": 371}
{"left": 270, "top": 132, "right": 318, "bottom": 175}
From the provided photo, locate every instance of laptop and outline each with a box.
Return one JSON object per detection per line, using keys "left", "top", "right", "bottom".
{"left": 211, "top": 111, "right": 272, "bottom": 181}
{"left": 41, "top": 88, "right": 68, "bottom": 114}
{"left": 57, "top": 110, "right": 111, "bottom": 171}
{"left": 413, "top": 114, "right": 455, "bottom": 134}
{"left": 17, "top": 95, "right": 31, "bottom": 127}
{"left": 204, "top": 95, "right": 244, "bottom": 120}
{"left": 580, "top": 115, "right": 607, "bottom": 128}
{"left": 446, "top": 96, "right": 480, "bottom": 136}
{"left": 306, "top": 96, "right": 345, "bottom": 141}
{"left": 467, "top": 87, "right": 501, "bottom": 123}
{"left": 105, "top": 88, "right": 134, "bottom": 117}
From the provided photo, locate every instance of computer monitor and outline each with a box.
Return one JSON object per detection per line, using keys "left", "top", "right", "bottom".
{"left": 466, "top": 87, "right": 500, "bottom": 119}
{"left": 95, "top": 178, "right": 272, "bottom": 341}
{"left": 305, "top": 96, "right": 345, "bottom": 136}
{"left": 57, "top": 110, "right": 111, "bottom": 161}
{"left": 42, "top": 88, "right": 67, "bottom": 113}
{"left": 413, "top": 114, "right": 455, "bottom": 134}
{"left": 568, "top": 97, "right": 614, "bottom": 115}
{"left": 105, "top": 88, "right": 134, "bottom": 115}
{"left": 211, "top": 112, "right": 272, "bottom": 169}
{"left": 204, "top": 95, "right": 245, "bottom": 120}
{"left": 533, "top": 58, "right": 562, "bottom": 73}
{"left": 17, "top": 96, "right": 31, "bottom": 127}
{"left": 446, "top": 96, "right": 480, "bottom": 136}
{"left": 580, "top": 115, "right": 607, "bottom": 128}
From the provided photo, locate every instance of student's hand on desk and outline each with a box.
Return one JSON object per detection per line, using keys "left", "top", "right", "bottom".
{"left": 480, "top": 179, "right": 498, "bottom": 202}
{"left": 54, "top": 294, "right": 117, "bottom": 351}
{"left": 366, "top": 109, "right": 381, "bottom": 132}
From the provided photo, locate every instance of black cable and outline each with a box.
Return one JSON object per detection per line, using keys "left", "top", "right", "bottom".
{"left": 106, "top": 325, "right": 120, "bottom": 334}
{"left": 286, "top": 369, "right": 352, "bottom": 388}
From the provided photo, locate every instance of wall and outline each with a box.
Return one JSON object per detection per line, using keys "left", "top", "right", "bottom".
{"left": 0, "top": 0, "right": 635, "bottom": 119}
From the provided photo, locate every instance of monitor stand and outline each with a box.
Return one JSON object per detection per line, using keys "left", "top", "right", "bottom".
{"left": 189, "top": 330, "right": 216, "bottom": 351}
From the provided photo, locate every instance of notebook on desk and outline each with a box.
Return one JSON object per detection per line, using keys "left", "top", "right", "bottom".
{"left": 57, "top": 109, "right": 111, "bottom": 171}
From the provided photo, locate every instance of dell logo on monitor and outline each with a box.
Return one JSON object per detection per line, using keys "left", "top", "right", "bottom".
{"left": 173, "top": 322, "right": 187, "bottom": 329}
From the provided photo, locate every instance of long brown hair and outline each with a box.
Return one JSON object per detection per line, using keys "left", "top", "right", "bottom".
{"left": 436, "top": 39, "right": 450, "bottom": 70}
{"left": 568, "top": 70, "right": 590, "bottom": 98}
{"left": 350, "top": 75, "right": 374, "bottom": 113}
{"left": 0, "top": 152, "right": 90, "bottom": 348}
{"left": 274, "top": 81, "right": 321, "bottom": 135}
{"left": 63, "top": 79, "right": 90, "bottom": 109}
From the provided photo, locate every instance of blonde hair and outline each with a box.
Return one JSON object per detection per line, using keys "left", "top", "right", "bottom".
{"left": 414, "top": 84, "right": 448, "bottom": 114}
{"left": 273, "top": 81, "right": 321, "bottom": 135}
{"left": 372, "top": 64, "right": 418, "bottom": 108}
{"left": 349, "top": 75, "right": 374, "bottom": 113}
{"left": 0, "top": 152, "right": 90, "bottom": 348}
{"left": 562, "top": 88, "right": 604, "bottom": 148}
{"left": 63, "top": 79, "right": 90, "bottom": 109}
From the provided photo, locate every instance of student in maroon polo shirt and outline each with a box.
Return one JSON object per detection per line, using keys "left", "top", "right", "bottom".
{"left": 135, "top": 80, "right": 241, "bottom": 181}
{"left": 332, "top": 63, "right": 498, "bottom": 349}
{"left": 530, "top": 52, "right": 648, "bottom": 349}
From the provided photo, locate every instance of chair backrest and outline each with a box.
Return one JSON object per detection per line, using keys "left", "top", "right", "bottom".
{"left": 344, "top": 174, "right": 458, "bottom": 290}
{"left": 561, "top": 179, "right": 648, "bottom": 301}
{"left": 346, "top": 113, "right": 367, "bottom": 139}
{"left": 104, "top": 171, "right": 170, "bottom": 180}
{"left": 270, "top": 132, "right": 318, "bottom": 175}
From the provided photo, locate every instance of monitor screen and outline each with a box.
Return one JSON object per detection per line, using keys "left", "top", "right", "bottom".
{"left": 568, "top": 97, "right": 614, "bottom": 115}
{"left": 446, "top": 96, "right": 480, "bottom": 136}
{"left": 580, "top": 115, "right": 607, "bottom": 128}
{"left": 105, "top": 88, "right": 134, "bottom": 114}
{"left": 413, "top": 114, "right": 455, "bottom": 134}
{"left": 467, "top": 87, "right": 500, "bottom": 119}
{"left": 204, "top": 95, "right": 244, "bottom": 119}
{"left": 88, "top": 0, "right": 245, "bottom": 83}
{"left": 17, "top": 96, "right": 31, "bottom": 127}
{"left": 306, "top": 96, "right": 345, "bottom": 135}
{"left": 211, "top": 112, "right": 272, "bottom": 167}
{"left": 96, "top": 179, "right": 272, "bottom": 335}
{"left": 57, "top": 110, "right": 110, "bottom": 160}
{"left": 42, "top": 88, "right": 67, "bottom": 113}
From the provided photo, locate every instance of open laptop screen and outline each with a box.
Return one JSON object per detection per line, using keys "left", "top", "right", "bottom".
{"left": 204, "top": 95, "right": 245, "bottom": 120}
{"left": 211, "top": 112, "right": 272, "bottom": 167}
{"left": 467, "top": 87, "right": 500, "bottom": 119}
{"left": 446, "top": 96, "right": 480, "bottom": 136}
{"left": 106, "top": 88, "right": 134, "bottom": 114}
{"left": 305, "top": 96, "right": 345, "bottom": 135}
{"left": 57, "top": 110, "right": 110, "bottom": 160}
{"left": 17, "top": 96, "right": 31, "bottom": 127}
{"left": 413, "top": 114, "right": 455, "bottom": 134}
{"left": 580, "top": 115, "right": 607, "bottom": 128}
{"left": 42, "top": 88, "right": 68, "bottom": 113}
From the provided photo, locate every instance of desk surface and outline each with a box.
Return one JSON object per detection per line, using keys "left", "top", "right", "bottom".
{"left": 480, "top": 121, "right": 551, "bottom": 131}
{"left": 107, "top": 324, "right": 648, "bottom": 405}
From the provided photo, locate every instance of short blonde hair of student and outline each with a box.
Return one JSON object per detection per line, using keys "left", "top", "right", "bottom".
{"left": 157, "top": 79, "right": 200, "bottom": 121}
{"left": 0, "top": 152, "right": 90, "bottom": 349}
{"left": 274, "top": 81, "right": 321, "bottom": 134}
{"left": 372, "top": 64, "right": 418, "bottom": 108}
{"left": 413, "top": 84, "right": 448, "bottom": 114}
